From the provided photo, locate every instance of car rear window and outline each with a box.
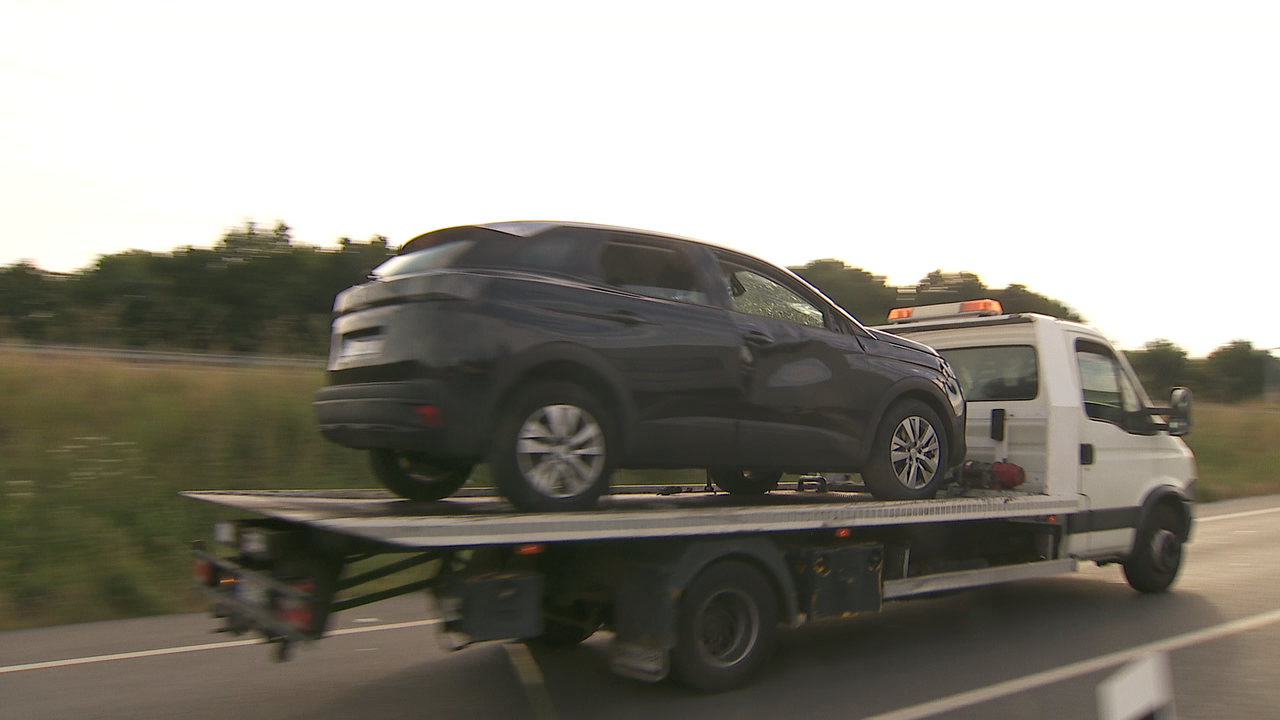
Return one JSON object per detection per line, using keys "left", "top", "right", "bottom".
{"left": 938, "top": 345, "right": 1039, "bottom": 401}
{"left": 370, "top": 240, "right": 476, "bottom": 280}
{"left": 374, "top": 227, "right": 591, "bottom": 281}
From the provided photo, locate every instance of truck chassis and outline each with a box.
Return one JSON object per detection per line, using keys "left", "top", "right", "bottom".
{"left": 189, "top": 481, "right": 1091, "bottom": 692}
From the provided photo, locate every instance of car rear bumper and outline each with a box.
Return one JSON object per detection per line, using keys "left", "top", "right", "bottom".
{"left": 313, "top": 381, "right": 485, "bottom": 458}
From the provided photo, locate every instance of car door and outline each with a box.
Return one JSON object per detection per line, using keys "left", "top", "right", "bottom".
{"left": 583, "top": 233, "right": 743, "bottom": 467}
{"left": 712, "top": 250, "right": 869, "bottom": 469}
{"left": 1073, "top": 337, "right": 1155, "bottom": 555}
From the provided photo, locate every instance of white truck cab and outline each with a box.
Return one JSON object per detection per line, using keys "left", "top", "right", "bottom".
{"left": 882, "top": 300, "right": 1196, "bottom": 582}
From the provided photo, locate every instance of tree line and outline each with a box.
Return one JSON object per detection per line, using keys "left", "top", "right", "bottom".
{"left": 1, "top": 221, "right": 1273, "bottom": 402}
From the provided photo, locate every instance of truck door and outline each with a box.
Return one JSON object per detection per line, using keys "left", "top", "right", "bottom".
{"left": 1073, "top": 338, "right": 1153, "bottom": 555}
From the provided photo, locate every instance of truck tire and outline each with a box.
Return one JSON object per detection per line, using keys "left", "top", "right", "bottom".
{"left": 861, "top": 400, "right": 949, "bottom": 501}
{"left": 489, "top": 381, "right": 614, "bottom": 512}
{"left": 671, "top": 560, "right": 778, "bottom": 693}
{"left": 1123, "top": 504, "right": 1184, "bottom": 593}
{"left": 369, "top": 450, "right": 472, "bottom": 502}
{"left": 708, "top": 469, "right": 782, "bottom": 495}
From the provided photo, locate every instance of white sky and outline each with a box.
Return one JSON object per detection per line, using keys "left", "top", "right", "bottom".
{"left": 2, "top": 1, "right": 1277, "bottom": 357}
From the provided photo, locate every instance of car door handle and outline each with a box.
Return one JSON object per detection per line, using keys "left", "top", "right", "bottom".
{"left": 606, "top": 310, "right": 650, "bottom": 326}
{"left": 743, "top": 330, "right": 774, "bottom": 347}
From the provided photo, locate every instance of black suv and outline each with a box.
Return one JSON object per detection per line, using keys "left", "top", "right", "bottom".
{"left": 314, "top": 222, "right": 966, "bottom": 511}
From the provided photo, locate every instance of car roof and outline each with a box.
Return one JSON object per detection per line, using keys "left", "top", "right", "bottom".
{"left": 474, "top": 220, "right": 725, "bottom": 249}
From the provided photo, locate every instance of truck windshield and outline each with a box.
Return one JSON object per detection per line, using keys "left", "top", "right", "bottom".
{"left": 938, "top": 345, "right": 1039, "bottom": 401}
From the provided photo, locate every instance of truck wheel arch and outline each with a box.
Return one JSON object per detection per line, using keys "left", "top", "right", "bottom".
{"left": 1135, "top": 485, "right": 1194, "bottom": 547}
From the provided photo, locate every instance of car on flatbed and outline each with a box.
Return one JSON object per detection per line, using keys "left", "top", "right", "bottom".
{"left": 314, "top": 221, "right": 967, "bottom": 511}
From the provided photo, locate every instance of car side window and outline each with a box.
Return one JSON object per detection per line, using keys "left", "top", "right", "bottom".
{"left": 717, "top": 257, "right": 826, "bottom": 329}
{"left": 599, "top": 239, "right": 710, "bottom": 305}
{"left": 1076, "top": 340, "right": 1145, "bottom": 431}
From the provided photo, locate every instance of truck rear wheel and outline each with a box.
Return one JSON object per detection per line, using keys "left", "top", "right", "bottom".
{"left": 369, "top": 450, "right": 472, "bottom": 502}
{"left": 862, "top": 400, "right": 949, "bottom": 501}
{"left": 1123, "top": 504, "right": 1184, "bottom": 593}
{"left": 489, "top": 381, "right": 614, "bottom": 512}
{"left": 708, "top": 469, "right": 782, "bottom": 495}
{"left": 671, "top": 560, "right": 778, "bottom": 693}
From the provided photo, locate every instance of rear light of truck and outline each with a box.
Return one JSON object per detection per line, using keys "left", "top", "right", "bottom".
{"left": 276, "top": 581, "right": 316, "bottom": 634}
{"left": 194, "top": 558, "right": 216, "bottom": 586}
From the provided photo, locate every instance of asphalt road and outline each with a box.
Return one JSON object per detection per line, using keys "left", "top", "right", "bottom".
{"left": 4, "top": 495, "right": 1280, "bottom": 720}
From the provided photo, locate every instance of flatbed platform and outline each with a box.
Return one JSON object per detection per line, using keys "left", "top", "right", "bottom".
{"left": 182, "top": 487, "right": 1081, "bottom": 548}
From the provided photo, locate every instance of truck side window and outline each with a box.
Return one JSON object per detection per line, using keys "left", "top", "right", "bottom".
{"left": 1075, "top": 340, "right": 1145, "bottom": 431}
{"left": 937, "top": 345, "right": 1038, "bottom": 401}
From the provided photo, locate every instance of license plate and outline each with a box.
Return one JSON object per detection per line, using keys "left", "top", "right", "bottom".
{"left": 339, "top": 336, "right": 384, "bottom": 360}
{"left": 236, "top": 576, "right": 270, "bottom": 608}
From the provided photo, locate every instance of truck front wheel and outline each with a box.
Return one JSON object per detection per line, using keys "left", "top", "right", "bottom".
{"left": 1123, "top": 504, "right": 1184, "bottom": 593}
{"left": 671, "top": 560, "right": 778, "bottom": 692}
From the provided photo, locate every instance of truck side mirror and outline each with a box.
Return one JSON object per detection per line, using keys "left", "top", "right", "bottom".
{"left": 1167, "top": 387, "right": 1192, "bottom": 436}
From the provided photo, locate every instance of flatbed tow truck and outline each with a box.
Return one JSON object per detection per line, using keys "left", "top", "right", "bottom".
{"left": 188, "top": 301, "right": 1196, "bottom": 692}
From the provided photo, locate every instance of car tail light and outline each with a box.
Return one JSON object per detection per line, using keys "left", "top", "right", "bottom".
{"left": 414, "top": 405, "right": 442, "bottom": 426}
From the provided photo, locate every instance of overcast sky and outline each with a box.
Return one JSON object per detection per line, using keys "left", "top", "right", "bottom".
{"left": 2, "top": 1, "right": 1277, "bottom": 357}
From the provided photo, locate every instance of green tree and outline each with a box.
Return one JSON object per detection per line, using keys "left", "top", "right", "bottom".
{"left": 790, "top": 260, "right": 901, "bottom": 324}
{"left": 1125, "top": 339, "right": 1190, "bottom": 398}
{"left": 1203, "top": 340, "right": 1268, "bottom": 402}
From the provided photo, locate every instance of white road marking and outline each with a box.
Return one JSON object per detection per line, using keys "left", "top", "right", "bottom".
{"left": 503, "top": 642, "right": 558, "bottom": 720}
{"left": 0, "top": 618, "right": 441, "bottom": 675}
{"left": 1198, "top": 506, "right": 1280, "bottom": 523}
{"left": 858, "top": 606, "right": 1280, "bottom": 720}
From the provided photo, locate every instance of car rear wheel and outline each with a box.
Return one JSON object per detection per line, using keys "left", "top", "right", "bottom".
{"left": 861, "top": 400, "right": 949, "bottom": 501}
{"left": 708, "top": 469, "right": 782, "bottom": 495}
{"left": 490, "top": 381, "right": 614, "bottom": 512}
{"left": 369, "top": 450, "right": 473, "bottom": 502}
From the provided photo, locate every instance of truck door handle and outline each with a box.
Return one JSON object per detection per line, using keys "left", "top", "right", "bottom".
{"left": 1080, "top": 444, "right": 1094, "bottom": 465}
{"left": 743, "top": 330, "right": 774, "bottom": 347}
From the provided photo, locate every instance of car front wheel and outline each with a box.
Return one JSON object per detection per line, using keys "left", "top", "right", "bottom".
{"left": 490, "top": 381, "right": 614, "bottom": 512}
{"left": 861, "top": 399, "right": 949, "bottom": 501}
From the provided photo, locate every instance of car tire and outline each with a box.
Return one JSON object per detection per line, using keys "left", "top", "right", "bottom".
{"left": 1123, "top": 504, "right": 1184, "bottom": 593}
{"left": 369, "top": 450, "right": 473, "bottom": 502}
{"left": 671, "top": 560, "right": 778, "bottom": 693}
{"left": 490, "top": 381, "right": 614, "bottom": 512}
{"left": 708, "top": 469, "right": 782, "bottom": 495}
{"left": 861, "top": 399, "right": 949, "bottom": 501}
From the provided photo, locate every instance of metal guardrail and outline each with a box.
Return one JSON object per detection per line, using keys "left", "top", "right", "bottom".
{"left": 0, "top": 341, "right": 326, "bottom": 369}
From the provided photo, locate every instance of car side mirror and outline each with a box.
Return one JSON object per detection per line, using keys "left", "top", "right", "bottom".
{"left": 1167, "top": 387, "right": 1192, "bottom": 436}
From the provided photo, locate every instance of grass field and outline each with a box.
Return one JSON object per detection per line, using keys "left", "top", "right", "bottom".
{"left": 0, "top": 349, "right": 1276, "bottom": 630}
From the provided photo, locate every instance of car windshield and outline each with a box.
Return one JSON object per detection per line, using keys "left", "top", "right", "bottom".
{"left": 370, "top": 240, "right": 476, "bottom": 280}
